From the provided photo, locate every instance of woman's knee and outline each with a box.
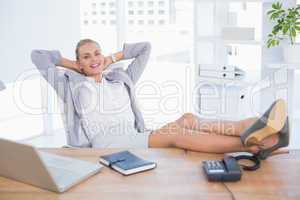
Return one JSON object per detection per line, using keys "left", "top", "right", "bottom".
{"left": 176, "top": 112, "right": 198, "bottom": 127}
{"left": 183, "top": 112, "right": 197, "bottom": 120}
{"left": 150, "top": 123, "right": 185, "bottom": 148}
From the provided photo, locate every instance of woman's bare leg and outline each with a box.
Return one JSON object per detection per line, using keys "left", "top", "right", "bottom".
{"left": 175, "top": 113, "right": 257, "bottom": 137}
{"left": 148, "top": 122, "right": 274, "bottom": 154}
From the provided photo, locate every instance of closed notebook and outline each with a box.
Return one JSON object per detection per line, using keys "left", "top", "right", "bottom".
{"left": 99, "top": 151, "right": 157, "bottom": 176}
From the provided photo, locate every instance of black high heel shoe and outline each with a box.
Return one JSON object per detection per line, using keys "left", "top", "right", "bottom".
{"left": 255, "top": 118, "right": 289, "bottom": 160}
{"left": 241, "top": 99, "right": 288, "bottom": 147}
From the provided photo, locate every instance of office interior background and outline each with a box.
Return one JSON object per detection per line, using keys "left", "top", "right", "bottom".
{"left": 0, "top": 0, "right": 299, "bottom": 148}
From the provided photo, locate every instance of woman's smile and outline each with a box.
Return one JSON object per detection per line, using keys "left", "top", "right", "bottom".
{"left": 90, "top": 63, "right": 100, "bottom": 69}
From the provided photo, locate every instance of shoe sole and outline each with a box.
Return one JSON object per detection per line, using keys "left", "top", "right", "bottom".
{"left": 244, "top": 99, "right": 287, "bottom": 146}
{"left": 256, "top": 118, "right": 289, "bottom": 160}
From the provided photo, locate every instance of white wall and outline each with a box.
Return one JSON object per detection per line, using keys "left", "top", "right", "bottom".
{"left": 0, "top": 0, "right": 80, "bottom": 140}
{"left": 0, "top": 0, "right": 80, "bottom": 83}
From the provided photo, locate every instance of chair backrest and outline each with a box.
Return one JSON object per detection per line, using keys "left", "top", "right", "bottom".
{"left": 0, "top": 80, "right": 5, "bottom": 91}
{"left": 39, "top": 68, "right": 71, "bottom": 145}
{"left": 53, "top": 69, "right": 70, "bottom": 141}
{"left": 54, "top": 69, "right": 89, "bottom": 147}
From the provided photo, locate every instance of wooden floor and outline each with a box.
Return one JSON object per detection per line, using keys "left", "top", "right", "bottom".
{"left": 0, "top": 148, "right": 299, "bottom": 200}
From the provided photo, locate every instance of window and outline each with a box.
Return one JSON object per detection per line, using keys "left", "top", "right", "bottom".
{"left": 148, "top": 10, "right": 154, "bottom": 15}
{"left": 109, "top": 2, "right": 115, "bottom": 8}
{"left": 81, "top": 0, "right": 118, "bottom": 51}
{"left": 138, "top": 20, "right": 144, "bottom": 25}
{"left": 159, "top": 1, "right": 165, "bottom": 6}
{"left": 148, "top": 20, "right": 154, "bottom": 25}
{"left": 148, "top": 1, "right": 154, "bottom": 7}
{"left": 128, "top": 1, "right": 134, "bottom": 7}
{"left": 110, "top": 20, "right": 116, "bottom": 25}
{"left": 138, "top": 1, "right": 144, "bottom": 6}
{"left": 158, "top": 10, "right": 165, "bottom": 15}
{"left": 158, "top": 19, "right": 165, "bottom": 25}
{"left": 124, "top": 0, "right": 194, "bottom": 126}
{"left": 80, "top": 0, "right": 194, "bottom": 127}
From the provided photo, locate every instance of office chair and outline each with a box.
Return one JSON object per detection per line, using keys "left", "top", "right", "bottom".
{"left": 0, "top": 80, "right": 5, "bottom": 91}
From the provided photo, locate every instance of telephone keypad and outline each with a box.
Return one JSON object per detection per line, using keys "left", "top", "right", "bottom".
{"left": 205, "top": 160, "right": 225, "bottom": 173}
{"left": 202, "top": 156, "right": 242, "bottom": 182}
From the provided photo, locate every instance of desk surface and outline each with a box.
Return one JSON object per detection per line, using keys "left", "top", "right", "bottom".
{"left": 0, "top": 148, "right": 299, "bottom": 200}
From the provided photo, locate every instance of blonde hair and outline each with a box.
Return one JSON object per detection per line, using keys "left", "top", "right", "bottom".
{"left": 75, "top": 39, "right": 100, "bottom": 60}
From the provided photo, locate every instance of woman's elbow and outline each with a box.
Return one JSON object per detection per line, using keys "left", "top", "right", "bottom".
{"left": 31, "top": 50, "right": 42, "bottom": 63}
{"left": 144, "top": 42, "right": 151, "bottom": 50}
{"left": 30, "top": 49, "right": 50, "bottom": 68}
{"left": 143, "top": 42, "right": 152, "bottom": 54}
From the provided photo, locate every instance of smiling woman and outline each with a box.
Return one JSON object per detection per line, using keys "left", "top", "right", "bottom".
{"left": 30, "top": 40, "right": 289, "bottom": 160}
{"left": 75, "top": 39, "right": 115, "bottom": 81}
{"left": 31, "top": 41, "right": 152, "bottom": 148}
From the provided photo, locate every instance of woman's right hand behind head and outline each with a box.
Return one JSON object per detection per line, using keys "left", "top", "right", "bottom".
{"left": 72, "top": 60, "right": 84, "bottom": 74}
{"left": 59, "top": 58, "right": 83, "bottom": 74}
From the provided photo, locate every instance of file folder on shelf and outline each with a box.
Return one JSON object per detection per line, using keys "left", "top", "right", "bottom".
{"left": 198, "top": 65, "right": 245, "bottom": 80}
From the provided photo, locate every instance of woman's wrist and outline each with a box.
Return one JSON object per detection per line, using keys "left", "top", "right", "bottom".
{"left": 110, "top": 51, "right": 124, "bottom": 63}
{"left": 59, "top": 58, "right": 73, "bottom": 68}
{"left": 105, "top": 51, "right": 124, "bottom": 67}
{"left": 110, "top": 53, "right": 117, "bottom": 63}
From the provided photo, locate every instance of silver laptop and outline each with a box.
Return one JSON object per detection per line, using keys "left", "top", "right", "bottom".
{"left": 0, "top": 138, "right": 103, "bottom": 193}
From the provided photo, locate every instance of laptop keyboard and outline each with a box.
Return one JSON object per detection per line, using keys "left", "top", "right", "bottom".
{"left": 38, "top": 152, "right": 102, "bottom": 186}
{"left": 47, "top": 166, "right": 81, "bottom": 184}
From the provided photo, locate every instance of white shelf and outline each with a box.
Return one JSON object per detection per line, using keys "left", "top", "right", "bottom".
{"left": 197, "top": 0, "right": 277, "bottom": 2}
{"left": 223, "top": 40, "right": 263, "bottom": 45}
{"left": 196, "top": 36, "right": 219, "bottom": 42}
{"left": 193, "top": 0, "right": 292, "bottom": 119}
{"left": 195, "top": 76, "right": 255, "bottom": 87}
{"left": 197, "top": 36, "right": 262, "bottom": 44}
{"left": 267, "top": 63, "right": 300, "bottom": 70}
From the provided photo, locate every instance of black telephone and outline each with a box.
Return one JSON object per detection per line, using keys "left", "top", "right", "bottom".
{"left": 202, "top": 155, "right": 242, "bottom": 182}
{"left": 202, "top": 154, "right": 261, "bottom": 182}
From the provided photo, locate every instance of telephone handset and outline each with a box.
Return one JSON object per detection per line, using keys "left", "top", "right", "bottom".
{"left": 202, "top": 155, "right": 242, "bottom": 182}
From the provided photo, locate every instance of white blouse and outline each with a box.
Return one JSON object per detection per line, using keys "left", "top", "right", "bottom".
{"left": 76, "top": 74, "right": 150, "bottom": 148}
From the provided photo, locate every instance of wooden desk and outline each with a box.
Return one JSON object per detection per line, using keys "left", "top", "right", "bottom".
{"left": 0, "top": 148, "right": 299, "bottom": 200}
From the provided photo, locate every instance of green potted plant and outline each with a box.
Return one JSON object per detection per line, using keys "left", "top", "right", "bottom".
{"left": 267, "top": 2, "right": 300, "bottom": 63}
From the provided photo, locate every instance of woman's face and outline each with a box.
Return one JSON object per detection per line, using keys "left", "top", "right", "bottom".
{"left": 77, "top": 42, "right": 105, "bottom": 76}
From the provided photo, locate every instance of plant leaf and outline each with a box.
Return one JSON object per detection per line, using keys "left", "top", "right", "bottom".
{"left": 273, "top": 2, "right": 282, "bottom": 10}
{"left": 267, "top": 10, "right": 276, "bottom": 15}
{"left": 291, "top": 28, "right": 297, "bottom": 37}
